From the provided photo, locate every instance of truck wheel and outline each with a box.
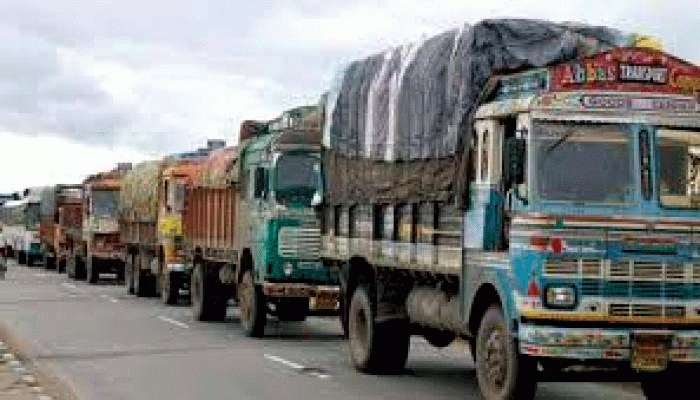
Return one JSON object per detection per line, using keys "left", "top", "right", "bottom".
{"left": 67, "top": 257, "right": 75, "bottom": 278}
{"left": 348, "top": 283, "right": 410, "bottom": 373}
{"left": 239, "top": 270, "right": 266, "bottom": 337}
{"left": 475, "top": 305, "right": 537, "bottom": 400}
{"left": 58, "top": 258, "right": 66, "bottom": 273}
{"left": 27, "top": 255, "right": 34, "bottom": 267}
{"left": 640, "top": 368, "right": 698, "bottom": 400}
{"left": 161, "top": 271, "right": 178, "bottom": 305}
{"left": 276, "top": 298, "right": 308, "bottom": 322}
{"left": 87, "top": 257, "right": 98, "bottom": 284}
{"left": 339, "top": 291, "right": 349, "bottom": 338}
{"left": 125, "top": 259, "right": 134, "bottom": 294}
{"left": 192, "top": 263, "right": 226, "bottom": 322}
{"left": 18, "top": 251, "right": 26, "bottom": 265}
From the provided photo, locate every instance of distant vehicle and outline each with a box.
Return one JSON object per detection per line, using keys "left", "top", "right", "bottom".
{"left": 38, "top": 185, "right": 82, "bottom": 272}
{"left": 69, "top": 164, "right": 129, "bottom": 283}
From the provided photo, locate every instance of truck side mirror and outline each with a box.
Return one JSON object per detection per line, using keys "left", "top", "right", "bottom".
{"left": 505, "top": 137, "right": 526, "bottom": 186}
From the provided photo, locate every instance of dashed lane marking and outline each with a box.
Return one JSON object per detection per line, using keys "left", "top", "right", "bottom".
{"left": 263, "top": 354, "right": 331, "bottom": 379}
{"left": 157, "top": 315, "right": 189, "bottom": 329}
{"left": 61, "top": 283, "right": 77, "bottom": 290}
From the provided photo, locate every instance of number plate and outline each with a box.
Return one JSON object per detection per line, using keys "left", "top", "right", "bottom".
{"left": 631, "top": 334, "right": 670, "bottom": 372}
{"left": 309, "top": 296, "right": 339, "bottom": 311}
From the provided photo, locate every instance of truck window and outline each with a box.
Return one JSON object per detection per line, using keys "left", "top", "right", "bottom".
{"left": 254, "top": 167, "right": 267, "bottom": 199}
{"left": 658, "top": 129, "right": 700, "bottom": 208}
{"left": 532, "top": 121, "right": 634, "bottom": 204}
{"left": 92, "top": 190, "right": 119, "bottom": 217}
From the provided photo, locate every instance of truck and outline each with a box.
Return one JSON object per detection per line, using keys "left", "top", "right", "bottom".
{"left": 39, "top": 185, "right": 82, "bottom": 271}
{"left": 120, "top": 157, "right": 207, "bottom": 300}
{"left": 69, "top": 163, "right": 130, "bottom": 282}
{"left": 120, "top": 140, "right": 224, "bottom": 299}
{"left": 184, "top": 107, "right": 340, "bottom": 337}
{"left": 321, "top": 19, "right": 700, "bottom": 400}
{"left": 14, "top": 189, "right": 42, "bottom": 267}
{"left": 121, "top": 160, "right": 161, "bottom": 296}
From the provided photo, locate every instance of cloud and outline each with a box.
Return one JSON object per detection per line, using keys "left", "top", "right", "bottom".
{"left": 0, "top": 0, "right": 696, "bottom": 193}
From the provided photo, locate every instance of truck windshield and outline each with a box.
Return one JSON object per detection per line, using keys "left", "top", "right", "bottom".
{"left": 275, "top": 154, "right": 321, "bottom": 206}
{"left": 658, "top": 129, "right": 700, "bottom": 209}
{"left": 532, "top": 121, "right": 634, "bottom": 203}
{"left": 93, "top": 190, "right": 119, "bottom": 217}
{"left": 25, "top": 203, "right": 40, "bottom": 228}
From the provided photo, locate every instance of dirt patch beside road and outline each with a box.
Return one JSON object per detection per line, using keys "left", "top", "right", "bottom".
{"left": 0, "top": 319, "right": 79, "bottom": 400}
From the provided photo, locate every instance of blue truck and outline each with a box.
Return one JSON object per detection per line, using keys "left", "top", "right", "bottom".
{"left": 321, "top": 20, "right": 700, "bottom": 400}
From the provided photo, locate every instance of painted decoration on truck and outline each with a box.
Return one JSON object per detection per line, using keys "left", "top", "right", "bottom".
{"left": 158, "top": 215, "right": 182, "bottom": 236}
{"left": 550, "top": 47, "right": 700, "bottom": 99}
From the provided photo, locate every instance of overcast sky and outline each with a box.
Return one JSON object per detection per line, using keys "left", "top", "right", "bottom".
{"left": 0, "top": 0, "right": 697, "bottom": 192}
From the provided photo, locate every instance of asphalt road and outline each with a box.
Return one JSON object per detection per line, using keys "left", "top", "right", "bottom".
{"left": 0, "top": 260, "right": 647, "bottom": 400}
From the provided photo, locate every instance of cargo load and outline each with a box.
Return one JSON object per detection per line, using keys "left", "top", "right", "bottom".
{"left": 324, "top": 18, "right": 633, "bottom": 205}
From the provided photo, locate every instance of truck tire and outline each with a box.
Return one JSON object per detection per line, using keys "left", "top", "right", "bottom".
{"left": 239, "top": 270, "right": 266, "bottom": 337}
{"left": 475, "top": 305, "right": 537, "bottom": 400}
{"left": 348, "top": 284, "right": 410, "bottom": 373}
{"left": 58, "top": 258, "right": 66, "bottom": 273}
{"left": 87, "top": 257, "right": 98, "bottom": 284}
{"left": 640, "top": 368, "right": 698, "bottom": 400}
{"left": 125, "top": 257, "right": 135, "bottom": 294}
{"left": 276, "top": 298, "right": 308, "bottom": 322}
{"left": 339, "top": 291, "right": 349, "bottom": 338}
{"left": 27, "top": 255, "right": 34, "bottom": 267}
{"left": 135, "top": 271, "right": 155, "bottom": 297}
{"left": 18, "top": 251, "right": 26, "bottom": 265}
{"left": 67, "top": 257, "right": 75, "bottom": 278}
{"left": 192, "top": 263, "right": 226, "bottom": 322}
{"left": 161, "top": 271, "right": 178, "bottom": 305}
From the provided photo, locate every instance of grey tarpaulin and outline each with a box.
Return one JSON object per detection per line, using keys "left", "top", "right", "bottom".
{"left": 323, "top": 18, "right": 633, "bottom": 207}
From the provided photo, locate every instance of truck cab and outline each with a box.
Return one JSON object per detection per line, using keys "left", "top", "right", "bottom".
{"left": 236, "top": 107, "right": 339, "bottom": 336}
{"left": 157, "top": 161, "right": 203, "bottom": 303}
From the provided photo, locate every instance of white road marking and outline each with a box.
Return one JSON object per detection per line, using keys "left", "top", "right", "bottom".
{"left": 99, "top": 294, "right": 109, "bottom": 299}
{"left": 109, "top": 297, "right": 118, "bottom": 303}
{"left": 263, "top": 354, "right": 331, "bottom": 379}
{"left": 61, "top": 283, "right": 77, "bottom": 290}
{"left": 264, "top": 354, "right": 304, "bottom": 370}
{"left": 157, "top": 315, "right": 189, "bottom": 329}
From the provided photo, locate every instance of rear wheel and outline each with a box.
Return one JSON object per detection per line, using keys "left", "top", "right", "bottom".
{"left": 161, "top": 270, "right": 178, "bottom": 305}
{"left": 125, "top": 256, "right": 135, "bottom": 294}
{"left": 640, "top": 367, "right": 699, "bottom": 400}
{"left": 87, "top": 256, "right": 98, "bottom": 284}
{"left": 192, "top": 262, "right": 226, "bottom": 321}
{"left": 18, "top": 251, "right": 26, "bottom": 265}
{"left": 348, "top": 283, "right": 410, "bottom": 373}
{"left": 475, "top": 305, "right": 537, "bottom": 400}
{"left": 27, "top": 255, "right": 34, "bottom": 267}
{"left": 58, "top": 258, "right": 66, "bottom": 273}
{"left": 239, "top": 270, "right": 266, "bottom": 337}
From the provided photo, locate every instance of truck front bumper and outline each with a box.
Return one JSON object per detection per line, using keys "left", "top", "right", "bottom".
{"left": 263, "top": 282, "right": 340, "bottom": 312}
{"left": 519, "top": 324, "right": 700, "bottom": 369}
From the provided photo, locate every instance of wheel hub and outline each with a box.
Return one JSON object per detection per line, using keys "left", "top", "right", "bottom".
{"left": 483, "top": 328, "right": 507, "bottom": 390}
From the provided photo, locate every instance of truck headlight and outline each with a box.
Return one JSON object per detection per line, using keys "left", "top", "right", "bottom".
{"left": 284, "top": 262, "right": 293, "bottom": 276}
{"left": 544, "top": 285, "right": 577, "bottom": 309}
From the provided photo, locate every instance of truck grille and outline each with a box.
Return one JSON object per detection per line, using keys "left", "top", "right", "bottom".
{"left": 608, "top": 303, "right": 686, "bottom": 318}
{"left": 278, "top": 227, "right": 321, "bottom": 260}
{"left": 545, "top": 259, "right": 700, "bottom": 300}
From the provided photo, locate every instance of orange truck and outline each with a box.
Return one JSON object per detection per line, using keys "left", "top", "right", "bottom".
{"left": 121, "top": 143, "right": 218, "bottom": 300}
{"left": 69, "top": 163, "right": 130, "bottom": 282}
